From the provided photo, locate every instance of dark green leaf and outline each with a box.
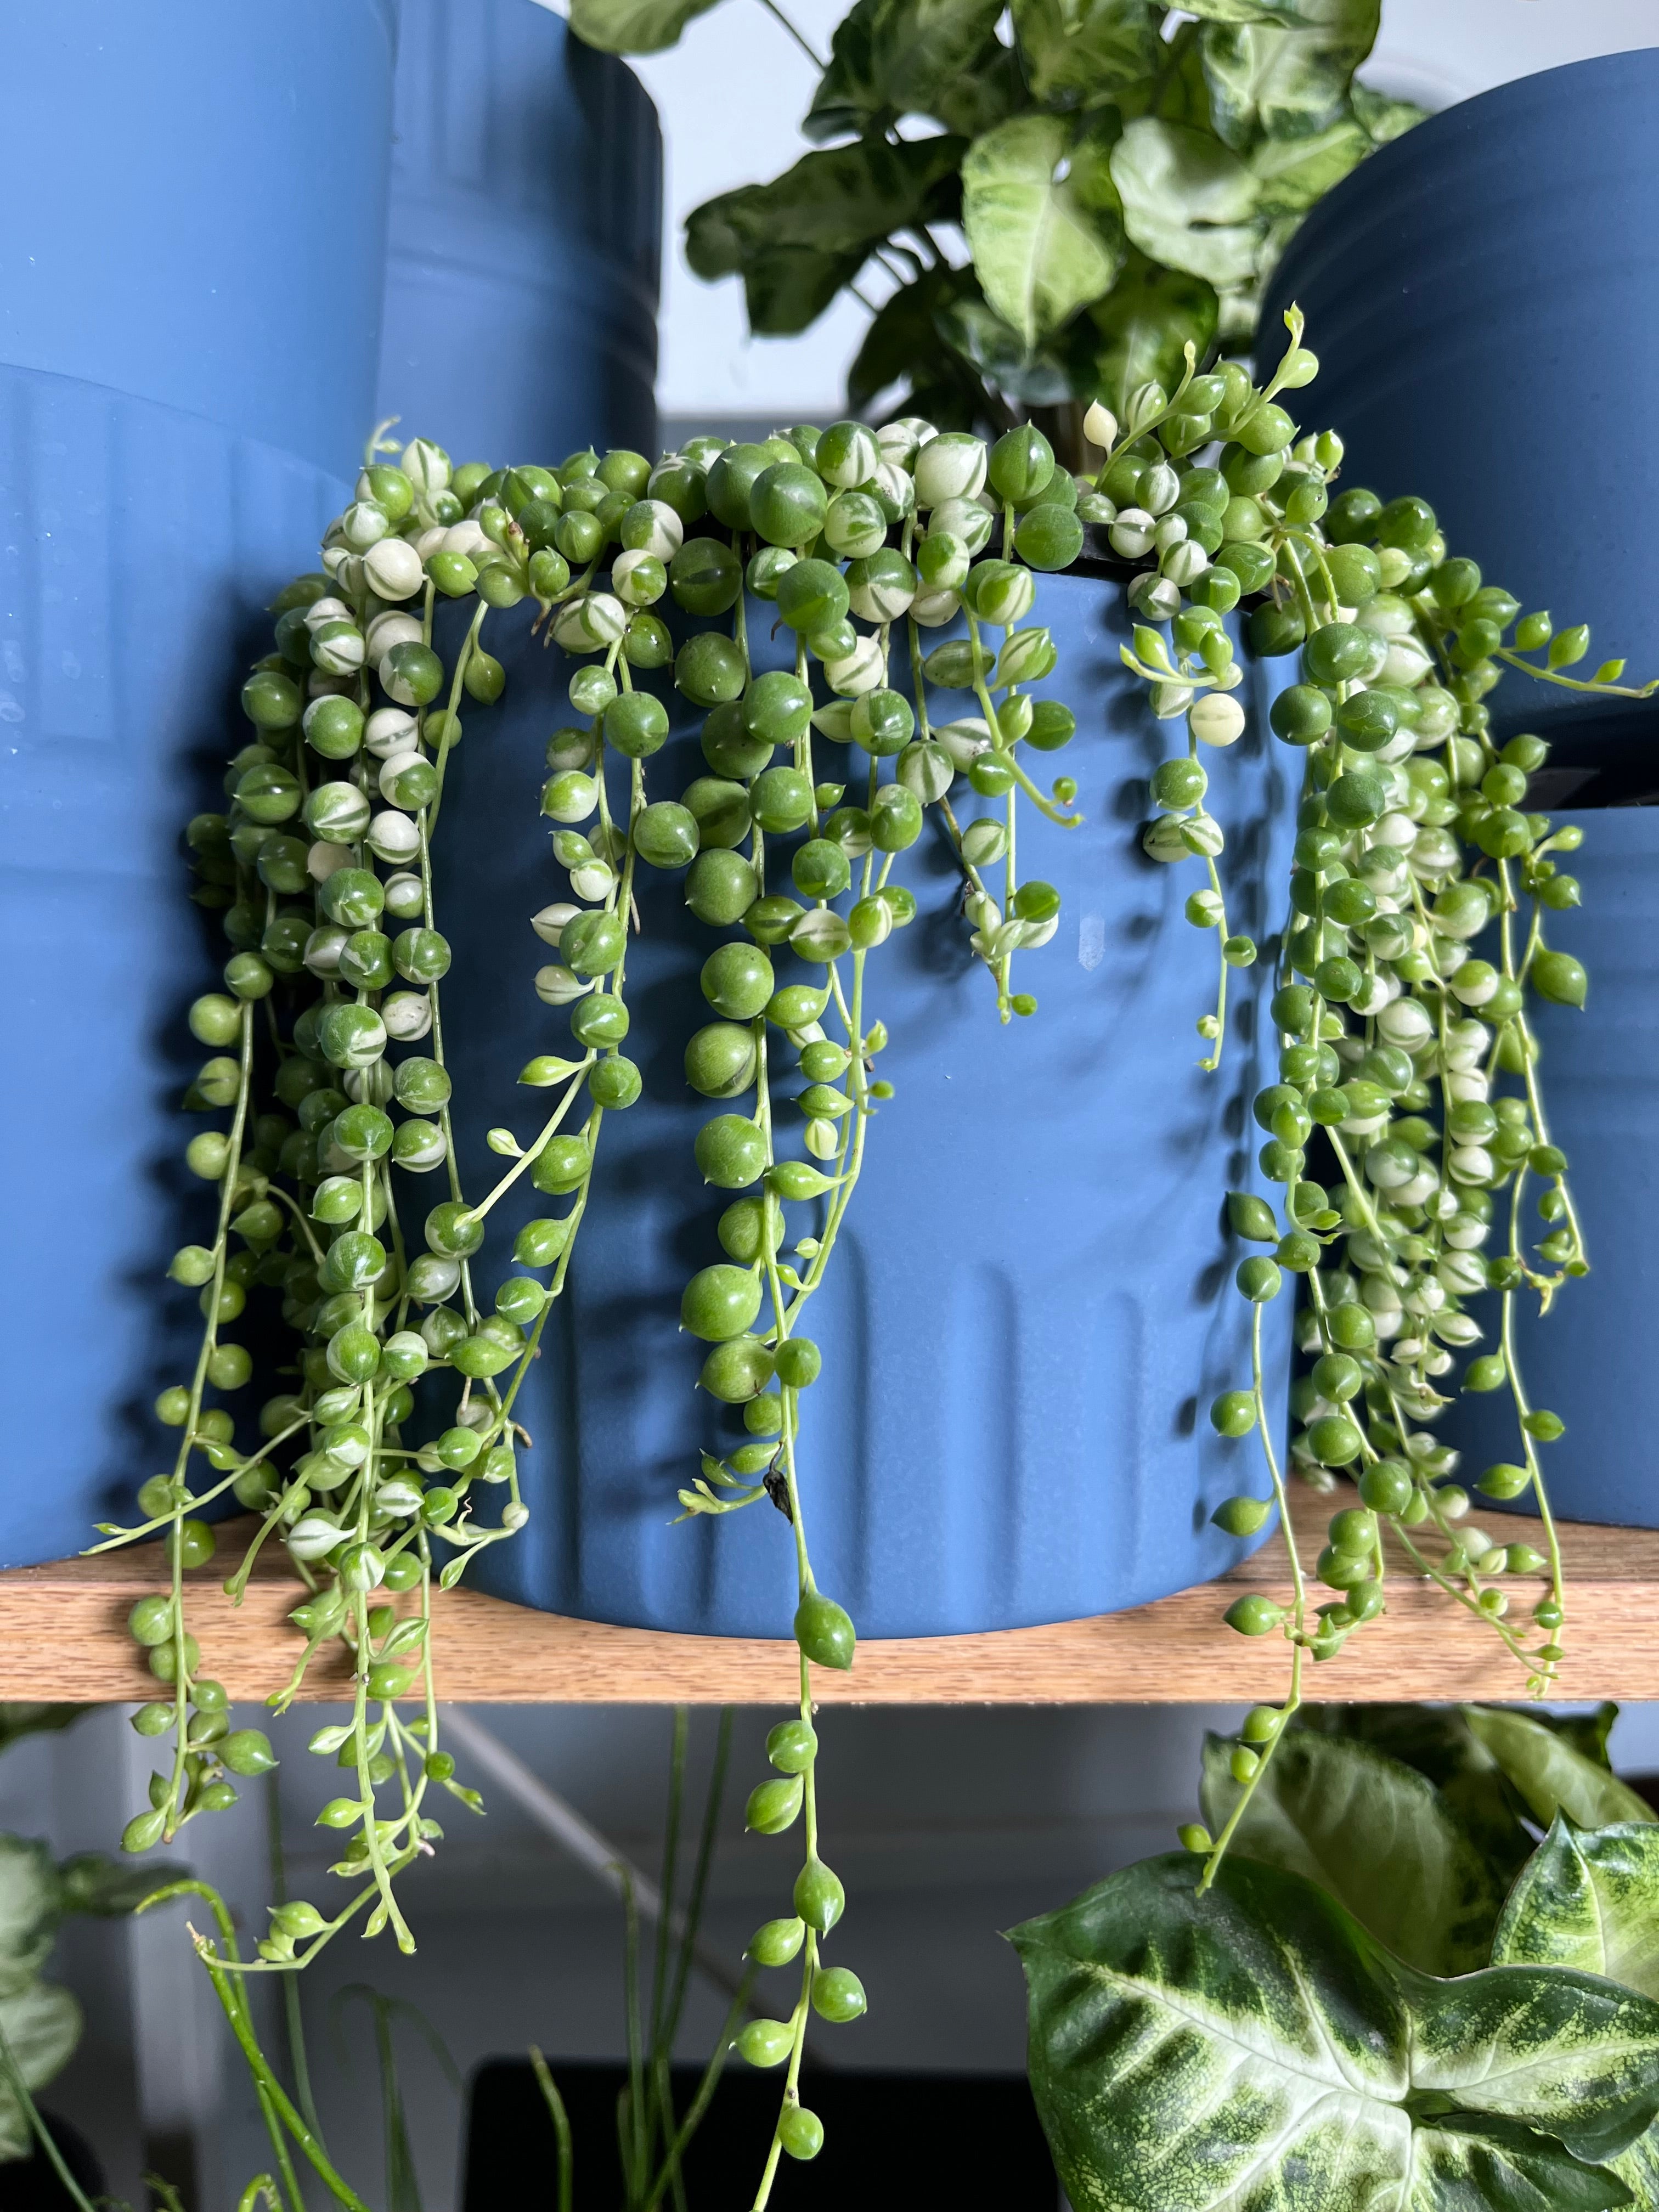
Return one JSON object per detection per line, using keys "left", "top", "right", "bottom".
{"left": 1413, "top": 2114, "right": 1632, "bottom": 2212}
{"left": 568, "top": 0, "right": 726, "bottom": 55}
{"left": 847, "top": 265, "right": 970, "bottom": 408}
{"left": 804, "top": 0, "right": 884, "bottom": 141}
{"left": 1064, "top": 245, "right": 1217, "bottom": 414}
{"left": 936, "top": 294, "right": 1074, "bottom": 405}
{"left": 686, "top": 137, "right": 964, "bottom": 336}
{"left": 804, "top": 0, "right": 1004, "bottom": 140}
{"left": 963, "top": 114, "right": 1126, "bottom": 348}
{"left": 1494, "top": 1816, "right": 1659, "bottom": 2001}
{"left": 932, "top": 42, "right": 1028, "bottom": 139}
{"left": 1199, "top": 1726, "right": 1509, "bottom": 1974}
{"left": 1110, "top": 115, "right": 1263, "bottom": 290}
{"left": 1463, "top": 1707, "right": 1656, "bottom": 1833}
{"left": 0, "top": 1709, "right": 82, "bottom": 1756}
{"left": 1200, "top": 0, "right": 1379, "bottom": 153}
{"left": 1009, "top": 0, "right": 1160, "bottom": 107}
{"left": 1011, "top": 1853, "right": 1659, "bottom": 2207}
{"left": 1549, "top": 1702, "right": 1621, "bottom": 1771}
{"left": 56, "top": 1852, "right": 190, "bottom": 1920}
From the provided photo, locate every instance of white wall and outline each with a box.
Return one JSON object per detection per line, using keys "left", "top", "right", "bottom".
{"left": 539, "top": 0, "right": 1659, "bottom": 424}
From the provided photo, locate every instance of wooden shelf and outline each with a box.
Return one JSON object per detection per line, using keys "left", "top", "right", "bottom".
{"left": 4, "top": 1492, "right": 1651, "bottom": 1705}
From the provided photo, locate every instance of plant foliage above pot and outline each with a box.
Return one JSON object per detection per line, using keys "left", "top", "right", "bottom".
{"left": 95, "top": 308, "right": 1656, "bottom": 2204}
{"left": 1014, "top": 1701, "right": 1659, "bottom": 2209}
{"left": 572, "top": 0, "right": 1421, "bottom": 432}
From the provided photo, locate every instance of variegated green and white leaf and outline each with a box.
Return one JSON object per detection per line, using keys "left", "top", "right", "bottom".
{"left": 0, "top": 1841, "right": 61, "bottom": 2000}
{"left": 1406, "top": 1958, "right": 1659, "bottom": 2166}
{"left": 1200, "top": 0, "right": 1379, "bottom": 150}
{"left": 0, "top": 1980, "right": 80, "bottom": 2161}
{"left": 1199, "top": 1727, "right": 1508, "bottom": 1975}
{"left": 962, "top": 115, "right": 1126, "bottom": 349}
{"left": 1009, "top": 0, "right": 1161, "bottom": 106}
{"left": 1250, "top": 116, "right": 1371, "bottom": 213}
{"left": 1011, "top": 1853, "right": 1659, "bottom": 2210}
{"left": 1409, "top": 2115, "right": 1631, "bottom": 2212}
{"left": 1071, "top": 247, "right": 1217, "bottom": 415}
{"left": 1110, "top": 117, "right": 1263, "bottom": 291}
{"left": 1463, "top": 1707, "right": 1656, "bottom": 1834}
{"left": 1493, "top": 1817, "right": 1659, "bottom": 2001}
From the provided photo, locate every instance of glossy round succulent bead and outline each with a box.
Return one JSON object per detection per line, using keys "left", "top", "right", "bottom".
{"left": 701, "top": 1334, "right": 775, "bottom": 1403}
{"left": 742, "top": 669, "right": 812, "bottom": 748}
{"left": 681, "top": 1264, "right": 762, "bottom": 1341}
{"left": 695, "top": 1114, "right": 768, "bottom": 1189}
{"left": 794, "top": 1589, "right": 855, "bottom": 1669}
{"left": 701, "top": 943, "right": 774, "bottom": 1021}
{"left": 685, "top": 1022, "right": 757, "bottom": 1099}
{"left": 750, "top": 461, "right": 828, "bottom": 547}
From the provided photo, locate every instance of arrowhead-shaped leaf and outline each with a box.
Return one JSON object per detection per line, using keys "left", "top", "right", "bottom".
{"left": 1009, "top": 0, "right": 1160, "bottom": 106}
{"left": 1494, "top": 1818, "right": 1659, "bottom": 2001}
{"left": 568, "top": 0, "right": 726, "bottom": 54}
{"left": 686, "top": 136, "right": 964, "bottom": 335}
{"left": 0, "top": 1842, "right": 61, "bottom": 2001}
{"left": 1410, "top": 2115, "right": 1633, "bottom": 2211}
{"left": 1463, "top": 1707, "right": 1656, "bottom": 1833}
{"left": 1066, "top": 246, "right": 1217, "bottom": 414}
{"left": 1199, "top": 1726, "right": 1509, "bottom": 1974}
{"left": 805, "top": 0, "right": 1005, "bottom": 141}
{"left": 1110, "top": 116, "right": 1264, "bottom": 291}
{"left": 0, "top": 1981, "right": 81, "bottom": 2160}
{"left": 1200, "top": 0, "right": 1380, "bottom": 151}
{"left": 962, "top": 114, "right": 1126, "bottom": 349}
{"left": 1010, "top": 1853, "right": 1659, "bottom": 2208}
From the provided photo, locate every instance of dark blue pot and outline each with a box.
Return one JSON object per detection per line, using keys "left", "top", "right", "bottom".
{"left": 1262, "top": 50, "right": 1659, "bottom": 787}
{"left": 1435, "top": 810, "right": 1659, "bottom": 1528}
{"left": 0, "top": 371, "right": 348, "bottom": 1566}
{"left": 377, "top": 0, "right": 661, "bottom": 466}
{"left": 0, "top": 2, "right": 394, "bottom": 472}
{"left": 436, "top": 575, "right": 1296, "bottom": 1637}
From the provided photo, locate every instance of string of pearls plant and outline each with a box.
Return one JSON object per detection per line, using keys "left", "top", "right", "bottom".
{"left": 106, "top": 309, "right": 1644, "bottom": 2200}
{"left": 1124, "top": 311, "right": 1654, "bottom": 1884}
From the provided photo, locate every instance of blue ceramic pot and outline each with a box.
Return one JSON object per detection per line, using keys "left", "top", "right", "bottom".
{"left": 1262, "top": 50, "right": 1659, "bottom": 787}
{"left": 377, "top": 0, "right": 661, "bottom": 466}
{"left": 436, "top": 574, "right": 1296, "bottom": 1637}
{"left": 0, "top": 371, "right": 349, "bottom": 1566}
{"left": 1435, "top": 810, "right": 1659, "bottom": 1528}
{"left": 0, "top": 2, "right": 394, "bottom": 472}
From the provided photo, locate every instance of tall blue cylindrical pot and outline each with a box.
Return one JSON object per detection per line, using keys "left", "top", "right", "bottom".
{"left": 0, "top": 10, "right": 394, "bottom": 1564}
{"left": 436, "top": 576, "right": 1296, "bottom": 1638}
{"left": 1262, "top": 51, "right": 1659, "bottom": 780}
{"left": 0, "top": 3, "right": 396, "bottom": 471}
{"left": 1430, "top": 811, "right": 1659, "bottom": 1529}
{"left": 377, "top": 0, "right": 661, "bottom": 469}
{"left": 0, "top": 375, "right": 352, "bottom": 1567}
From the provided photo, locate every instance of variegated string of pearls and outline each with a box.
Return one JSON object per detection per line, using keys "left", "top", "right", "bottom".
{"left": 1103, "top": 312, "right": 1633, "bottom": 1886}
{"left": 108, "top": 405, "right": 1107, "bottom": 2191}
{"left": 514, "top": 408, "right": 1105, "bottom": 2206}
{"left": 109, "top": 320, "right": 1632, "bottom": 2183}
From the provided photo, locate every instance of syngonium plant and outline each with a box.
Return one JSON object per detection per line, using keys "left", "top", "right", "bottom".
{"left": 571, "top": 0, "right": 1420, "bottom": 442}
{"left": 1013, "top": 1702, "right": 1659, "bottom": 2209}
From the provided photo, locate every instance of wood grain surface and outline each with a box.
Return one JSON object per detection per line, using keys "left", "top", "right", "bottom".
{"left": 4, "top": 1489, "right": 1650, "bottom": 1706}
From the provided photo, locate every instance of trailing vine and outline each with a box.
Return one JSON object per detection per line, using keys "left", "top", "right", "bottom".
{"left": 104, "top": 311, "right": 1650, "bottom": 2202}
